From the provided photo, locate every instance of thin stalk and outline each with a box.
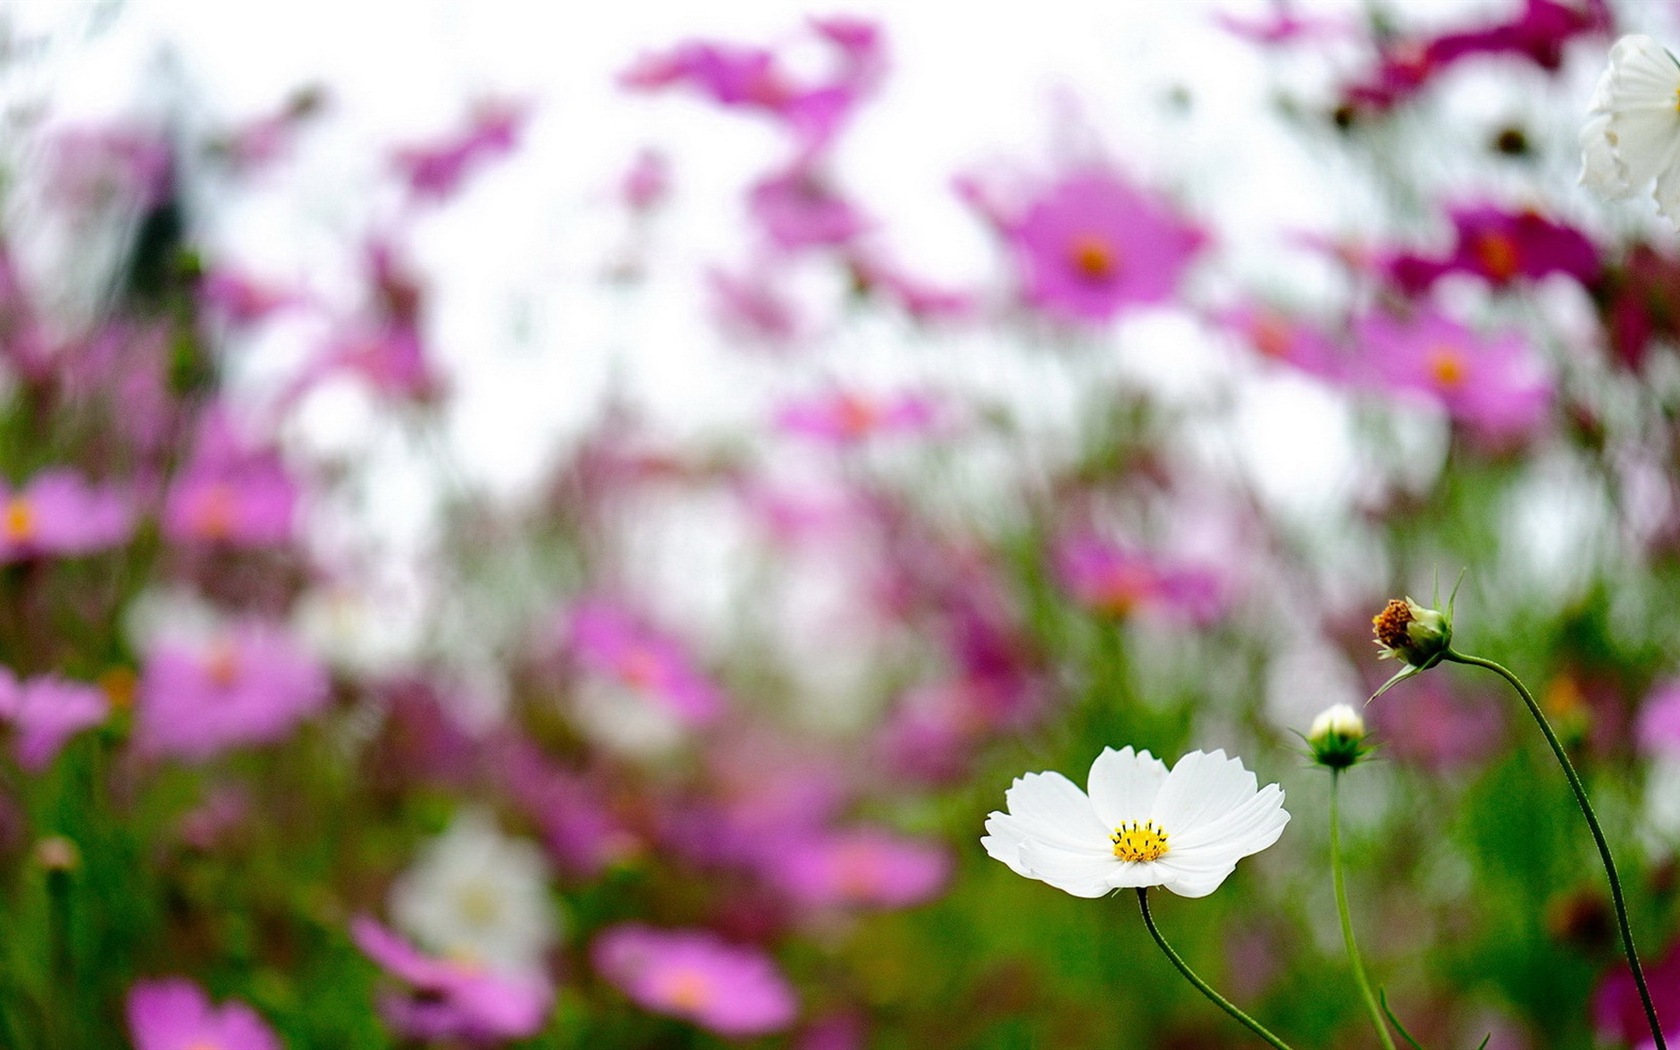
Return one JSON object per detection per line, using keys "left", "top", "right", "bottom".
{"left": 1134, "top": 888, "right": 1297, "bottom": 1050}
{"left": 1444, "top": 648, "right": 1667, "bottom": 1050}
{"left": 1331, "top": 770, "right": 1397, "bottom": 1050}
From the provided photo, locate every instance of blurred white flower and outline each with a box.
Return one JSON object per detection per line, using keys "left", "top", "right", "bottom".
{"left": 390, "top": 808, "right": 558, "bottom": 975}
{"left": 982, "top": 746, "right": 1289, "bottom": 899}
{"left": 1580, "top": 34, "right": 1680, "bottom": 223}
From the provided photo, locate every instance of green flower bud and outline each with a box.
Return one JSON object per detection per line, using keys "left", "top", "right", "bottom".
{"left": 1307, "top": 703, "right": 1369, "bottom": 769}
{"left": 1371, "top": 596, "right": 1451, "bottom": 670}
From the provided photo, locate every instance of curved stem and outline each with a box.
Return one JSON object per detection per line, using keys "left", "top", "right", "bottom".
{"left": 1444, "top": 648, "right": 1667, "bottom": 1050}
{"left": 1331, "top": 770, "right": 1397, "bottom": 1050}
{"left": 1134, "top": 888, "right": 1297, "bottom": 1050}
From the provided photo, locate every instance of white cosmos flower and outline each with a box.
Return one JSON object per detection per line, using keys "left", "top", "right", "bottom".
{"left": 1580, "top": 35, "right": 1680, "bottom": 222}
{"left": 390, "top": 807, "right": 559, "bottom": 975}
{"left": 981, "top": 747, "right": 1289, "bottom": 899}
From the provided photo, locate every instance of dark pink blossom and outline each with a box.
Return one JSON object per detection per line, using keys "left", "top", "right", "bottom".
{"left": 1594, "top": 935, "right": 1680, "bottom": 1050}
{"left": 126, "top": 978, "right": 280, "bottom": 1050}
{"left": 163, "top": 410, "right": 300, "bottom": 547}
{"left": 592, "top": 923, "right": 797, "bottom": 1037}
{"left": 135, "top": 623, "right": 329, "bottom": 761}
{"left": 1003, "top": 168, "right": 1203, "bottom": 325}
{"left": 1383, "top": 205, "right": 1600, "bottom": 293}
{"left": 764, "top": 826, "right": 951, "bottom": 910}
{"left": 352, "top": 916, "right": 550, "bottom": 1042}
{"left": 0, "top": 470, "right": 133, "bottom": 562}
{"left": 774, "top": 390, "right": 937, "bottom": 444}
{"left": 564, "top": 601, "right": 724, "bottom": 724}
{"left": 1353, "top": 308, "right": 1552, "bottom": 441}
{"left": 393, "top": 98, "right": 530, "bottom": 203}
{"left": 0, "top": 671, "right": 108, "bottom": 771}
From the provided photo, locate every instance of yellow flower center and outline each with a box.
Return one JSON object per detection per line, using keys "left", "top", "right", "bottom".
{"left": 1069, "top": 234, "right": 1120, "bottom": 282}
{"left": 1426, "top": 344, "right": 1467, "bottom": 389}
{"left": 3, "top": 498, "right": 33, "bottom": 542}
{"left": 456, "top": 880, "right": 502, "bottom": 928}
{"left": 1110, "top": 820, "right": 1169, "bottom": 862}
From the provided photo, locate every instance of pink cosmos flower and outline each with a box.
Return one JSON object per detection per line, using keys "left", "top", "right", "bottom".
{"left": 1594, "top": 935, "right": 1680, "bottom": 1050}
{"left": 0, "top": 470, "right": 133, "bottom": 562}
{"left": 1636, "top": 680, "right": 1680, "bottom": 758}
{"left": 749, "top": 163, "right": 869, "bottom": 253}
{"left": 1055, "top": 534, "right": 1225, "bottom": 624}
{"left": 393, "top": 98, "right": 529, "bottom": 204}
{"left": 845, "top": 253, "right": 976, "bottom": 323}
{"left": 620, "top": 148, "right": 671, "bottom": 213}
{"left": 592, "top": 924, "right": 797, "bottom": 1037}
{"left": 0, "top": 672, "right": 108, "bottom": 771}
{"left": 163, "top": 411, "right": 299, "bottom": 547}
{"left": 1353, "top": 309, "right": 1552, "bottom": 442}
{"left": 1002, "top": 167, "right": 1203, "bottom": 325}
{"left": 1217, "top": 303, "right": 1347, "bottom": 380}
{"left": 127, "top": 978, "right": 280, "bottom": 1050}
{"left": 564, "top": 601, "right": 724, "bottom": 724}
{"left": 764, "top": 826, "right": 951, "bottom": 911}
{"left": 135, "top": 622, "right": 329, "bottom": 761}
{"left": 708, "top": 267, "right": 804, "bottom": 347}
{"left": 352, "top": 916, "right": 550, "bottom": 1042}
{"left": 47, "top": 125, "right": 171, "bottom": 213}
{"left": 620, "top": 18, "right": 883, "bottom": 156}
{"left": 1383, "top": 205, "right": 1600, "bottom": 293}
{"left": 774, "top": 390, "right": 937, "bottom": 444}
{"left": 197, "top": 267, "right": 306, "bottom": 327}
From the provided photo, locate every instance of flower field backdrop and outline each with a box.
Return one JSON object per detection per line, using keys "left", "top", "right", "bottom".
{"left": 1, "top": 0, "right": 1679, "bottom": 1047}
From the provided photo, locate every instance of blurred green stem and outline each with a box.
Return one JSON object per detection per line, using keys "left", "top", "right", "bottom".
{"left": 1444, "top": 648, "right": 1667, "bottom": 1050}
{"left": 1134, "top": 888, "right": 1296, "bottom": 1050}
{"left": 1330, "top": 770, "right": 1396, "bottom": 1050}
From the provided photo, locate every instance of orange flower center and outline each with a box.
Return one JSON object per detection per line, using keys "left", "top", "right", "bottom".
{"left": 1251, "top": 314, "right": 1294, "bottom": 359}
{"left": 835, "top": 394, "right": 879, "bottom": 437}
{"left": 1426, "top": 345, "right": 1468, "bottom": 389}
{"left": 1068, "top": 234, "right": 1119, "bottom": 282}
{"left": 193, "top": 483, "right": 239, "bottom": 539}
{"left": 662, "top": 968, "right": 713, "bottom": 1011}
{"left": 3, "top": 498, "right": 33, "bottom": 542}
{"left": 1471, "top": 231, "right": 1520, "bottom": 282}
{"left": 617, "top": 647, "right": 662, "bottom": 690}
{"left": 204, "top": 642, "right": 241, "bottom": 689}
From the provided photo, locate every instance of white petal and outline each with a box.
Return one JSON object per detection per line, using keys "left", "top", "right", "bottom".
{"left": 1086, "top": 746, "right": 1168, "bottom": 828}
{"left": 981, "top": 815, "right": 1038, "bottom": 879}
{"left": 1018, "top": 839, "right": 1120, "bottom": 898}
{"left": 1580, "top": 113, "right": 1634, "bottom": 198}
{"left": 1149, "top": 749, "right": 1259, "bottom": 836}
{"left": 997, "top": 770, "right": 1110, "bottom": 850}
{"left": 1157, "top": 864, "right": 1237, "bottom": 899}
{"left": 1656, "top": 159, "right": 1680, "bottom": 225}
{"left": 1168, "top": 782, "right": 1289, "bottom": 855}
{"left": 1607, "top": 108, "right": 1680, "bottom": 190}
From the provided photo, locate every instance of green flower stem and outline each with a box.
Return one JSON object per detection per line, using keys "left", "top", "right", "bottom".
{"left": 1444, "top": 648, "right": 1667, "bottom": 1050}
{"left": 1134, "top": 888, "right": 1297, "bottom": 1050}
{"left": 1331, "top": 770, "right": 1397, "bottom": 1050}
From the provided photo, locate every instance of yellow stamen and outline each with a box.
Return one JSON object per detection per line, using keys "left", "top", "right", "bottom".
{"left": 1110, "top": 820, "right": 1169, "bottom": 862}
{"left": 1069, "top": 234, "right": 1120, "bottom": 282}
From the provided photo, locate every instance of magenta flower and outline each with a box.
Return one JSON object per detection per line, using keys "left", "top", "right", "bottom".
{"left": 163, "top": 411, "right": 299, "bottom": 547}
{"left": 748, "top": 164, "right": 869, "bottom": 252}
{"left": 0, "top": 671, "right": 108, "bottom": 771}
{"left": 127, "top": 978, "right": 280, "bottom": 1050}
{"left": 1217, "top": 304, "right": 1347, "bottom": 380}
{"left": 764, "top": 826, "right": 951, "bottom": 911}
{"left": 0, "top": 470, "right": 133, "bottom": 562}
{"left": 1594, "top": 935, "right": 1680, "bottom": 1050}
{"left": 393, "top": 98, "right": 529, "bottom": 203}
{"left": 592, "top": 924, "right": 797, "bottom": 1037}
{"left": 352, "top": 916, "right": 550, "bottom": 1042}
{"left": 1353, "top": 309, "right": 1552, "bottom": 441}
{"left": 774, "top": 390, "right": 937, "bottom": 444}
{"left": 1637, "top": 680, "right": 1680, "bottom": 758}
{"left": 1004, "top": 168, "right": 1202, "bottom": 325}
{"left": 1055, "top": 533, "right": 1224, "bottom": 624}
{"left": 564, "top": 601, "right": 724, "bottom": 724}
{"left": 135, "top": 622, "right": 329, "bottom": 761}
{"left": 1384, "top": 205, "right": 1600, "bottom": 293}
